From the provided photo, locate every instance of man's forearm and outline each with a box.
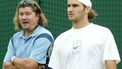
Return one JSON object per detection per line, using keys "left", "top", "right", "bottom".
{"left": 3, "top": 62, "right": 19, "bottom": 69}
{"left": 12, "top": 56, "right": 38, "bottom": 69}
{"left": 105, "top": 60, "right": 117, "bottom": 69}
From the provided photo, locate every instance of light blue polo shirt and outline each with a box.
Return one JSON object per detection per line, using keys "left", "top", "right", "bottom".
{"left": 3, "top": 25, "right": 53, "bottom": 64}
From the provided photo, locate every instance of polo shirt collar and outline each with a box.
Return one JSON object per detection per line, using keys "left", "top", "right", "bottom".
{"left": 19, "top": 25, "right": 43, "bottom": 39}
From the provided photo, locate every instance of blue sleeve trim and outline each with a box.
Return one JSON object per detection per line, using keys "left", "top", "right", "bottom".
{"left": 34, "top": 33, "right": 53, "bottom": 43}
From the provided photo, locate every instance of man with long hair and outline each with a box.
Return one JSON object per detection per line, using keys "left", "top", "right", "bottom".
{"left": 3, "top": 0, "right": 53, "bottom": 69}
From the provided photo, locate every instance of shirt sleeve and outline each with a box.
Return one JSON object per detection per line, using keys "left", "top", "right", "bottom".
{"left": 29, "top": 38, "right": 51, "bottom": 64}
{"left": 102, "top": 29, "right": 121, "bottom": 64}
{"left": 3, "top": 38, "right": 15, "bottom": 62}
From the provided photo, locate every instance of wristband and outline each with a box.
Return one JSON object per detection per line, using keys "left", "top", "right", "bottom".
{"left": 11, "top": 56, "right": 15, "bottom": 62}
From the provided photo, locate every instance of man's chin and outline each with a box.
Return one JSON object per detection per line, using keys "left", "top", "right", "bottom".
{"left": 22, "top": 27, "right": 29, "bottom": 30}
{"left": 69, "top": 18, "right": 75, "bottom": 21}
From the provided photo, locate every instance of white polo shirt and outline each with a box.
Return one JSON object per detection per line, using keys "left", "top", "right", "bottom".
{"left": 49, "top": 23, "right": 120, "bottom": 69}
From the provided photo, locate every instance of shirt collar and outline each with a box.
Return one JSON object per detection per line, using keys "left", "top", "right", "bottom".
{"left": 18, "top": 25, "right": 43, "bottom": 39}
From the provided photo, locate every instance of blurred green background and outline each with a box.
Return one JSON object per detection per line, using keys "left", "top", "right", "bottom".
{"left": 0, "top": 0, "right": 121, "bottom": 68}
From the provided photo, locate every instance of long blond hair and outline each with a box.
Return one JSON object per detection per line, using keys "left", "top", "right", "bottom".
{"left": 13, "top": 0, "right": 47, "bottom": 30}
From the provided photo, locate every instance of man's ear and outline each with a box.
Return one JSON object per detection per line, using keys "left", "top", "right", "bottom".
{"left": 36, "top": 14, "right": 40, "bottom": 20}
{"left": 85, "top": 6, "right": 91, "bottom": 13}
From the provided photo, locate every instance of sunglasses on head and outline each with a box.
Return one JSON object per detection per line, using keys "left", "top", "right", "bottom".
{"left": 19, "top": 0, "right": 35, "bottom": 5}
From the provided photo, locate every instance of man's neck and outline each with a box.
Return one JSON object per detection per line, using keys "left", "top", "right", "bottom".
{"left": 24, "top": 29, "right": 34, "bottom": 38}
{"left": 72, "top": 19, "right": 90, "bottom": 29}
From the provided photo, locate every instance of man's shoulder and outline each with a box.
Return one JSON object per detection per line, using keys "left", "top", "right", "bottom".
{"left": 91, "top": 23, "right": 110, "bottom": 32}
{"left": 12, "top": 31, "right": 22, "bottom": 38}
{"left": 55, "top": 29, "right": 71, "bottom": 40}
{"left": 40, "top": 27, "right": 53, "bottom": 36}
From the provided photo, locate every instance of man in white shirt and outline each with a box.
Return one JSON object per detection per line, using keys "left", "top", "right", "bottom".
{"left": 49, "top": 0, "right": 121, "bottom": 69}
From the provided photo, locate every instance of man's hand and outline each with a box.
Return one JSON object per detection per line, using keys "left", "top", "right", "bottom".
{"left": 36, "top": 64, "right": 45, "bottom": 69}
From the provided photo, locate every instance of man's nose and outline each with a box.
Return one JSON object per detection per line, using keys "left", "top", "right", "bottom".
{"left": 21, "top": 14, "right": 27, "bottom": 19}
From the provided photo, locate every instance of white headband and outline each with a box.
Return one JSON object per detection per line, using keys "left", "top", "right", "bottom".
{"left": 78, "top": 0, "right": 92, "bottom": 8}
